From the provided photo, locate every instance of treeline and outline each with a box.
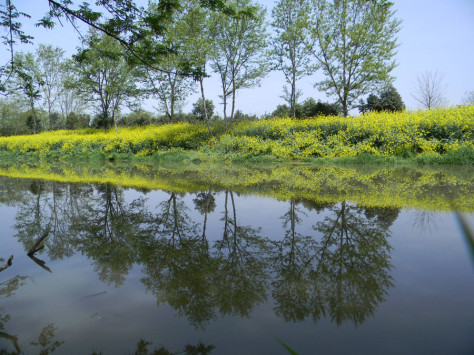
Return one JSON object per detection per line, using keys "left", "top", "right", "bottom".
{"left": 0, "top": 0, "right": 404, "bottom": 136}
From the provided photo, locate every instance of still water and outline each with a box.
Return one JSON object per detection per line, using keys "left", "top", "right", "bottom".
{"left": 0, "top": 167, "right": 473, "bottom": 354}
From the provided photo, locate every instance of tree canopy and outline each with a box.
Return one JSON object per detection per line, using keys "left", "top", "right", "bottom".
{"left": 307, "top": 0, "right": 401, "bottom": 116}
{"left": 0, "top": 0, "right": 407, "bottom": 136}
{"left": 359, "top": 85, "right": 405, "bottom": 113}
{"left": 0, "top": 0, "right": 251, "bottom": 86}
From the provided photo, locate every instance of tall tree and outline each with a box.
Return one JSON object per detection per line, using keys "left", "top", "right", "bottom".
{"left": 307, "top": 0, "right": 401, "bottom": 116}
{"left": 36, "top": 44, "right": 65, "bottom": 129}
{"left": 210, "top": 0, "right": 268, "bottom": 129}
{"left": 141, "top": 1, "right": 195, "bottom": 122}
{"left": 270, "top": 0, "right": 312, "bottom": 118}
{"left": 412, "top": 70, "right": 447, "bottom": 109}
{"left": 10, "top": 51, "right": 44, "bottom": 134}
{"left": 57, "top": 59, "right": 88, "bottom": 123}
{"left": 178, "top": 0, "right": 217, "bottom": 136}
{"left": 71, "top": 30, "right": 140, "bottom": 132}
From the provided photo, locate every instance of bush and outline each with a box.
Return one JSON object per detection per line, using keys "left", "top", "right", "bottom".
{"left": 119, "top": 110, "right": 155, "bottom": 127}
{"left": 271, "top": 98, "right": 341, "bottom": 119}
{"left": 65, "top": 112, "right": 90, "bottom": 130}
{"left": 359, "top": 85, "right": 405, "bottom": 113}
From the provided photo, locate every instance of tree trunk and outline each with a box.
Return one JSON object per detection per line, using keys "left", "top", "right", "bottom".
{"left": 230, "top": 80, "right": 236, "bottom": 130}
{"left": 342, "top": 101, "right": 348, "bottom": 117}
{"left": 30, "top": 100, "right": 37, "bottom": 134}
{"left": 291, "top": 70, "right": 296, "bottom": 118}
{"left": 199, "top": 77, "right": 213, "bottom": 137}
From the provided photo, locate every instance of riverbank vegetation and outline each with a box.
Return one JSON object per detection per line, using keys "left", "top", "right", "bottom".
{"left": 0, "top": 106, "right": 472, "bottom": 164}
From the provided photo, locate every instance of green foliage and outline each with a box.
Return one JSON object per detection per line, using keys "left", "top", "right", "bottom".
{"left": 210, "top": 0, "right": 268, "bottom": 127}
{"left": 65, "top": 112, "right": 90, "bottom": 130}
{"left": 359, "top": 85, "right": 405, "bottom": 113}
{"left": 0, "top": 97, "right": 26, "bottom": 136}
{"left": 308, "top": 0, "right": 401, "bottom": 116}
{"left": 272, "top": 98, "right": 340, "bottom": 118}
{"left": 0, "top": 0, "right": 242, "bottom": 86}
{"left": 0, "top": 1, "right": 33, "bottom": 83}
{"left": 36, "top": 44, "right": 65, "bottom": 129}
{"left": 140, "top": 1, "right": 198, "bottom": 122}
{"left": 91, "top": 113, "right": 114, "bottom": 130}
{"left": 299, "top": 98, "right": 341, "bottom": 118}
{"left": 233, "top": 110, "right": 258, "bottom": 121}
{"left": 192, "top": 98, "right": 215, "bottom": 121}
{"left": 271, "top": 104, "right": 291, "bottom": 118}
{"left": 119, "top": 110, "right": 156, "bottom": 127}
{"left": 9, "top": 51, "right": 44, "bottom": 134}
{"left": 70, "top": 30, "right": 141, "bottom": 131}
{"left": 270, "top": 0, "right": 312, "bottom": 117}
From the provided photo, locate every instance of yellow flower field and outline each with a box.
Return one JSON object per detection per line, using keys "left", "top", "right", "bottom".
{"left": 0, "top": 106, "right": 472, "bottom": 160}
{"left": 215, "top": 106, "right": 474, "bottom": 159}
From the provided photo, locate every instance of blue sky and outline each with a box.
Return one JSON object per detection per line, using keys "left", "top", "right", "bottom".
{"left": 3, "top": 0, "right": 474, "bottom": 116}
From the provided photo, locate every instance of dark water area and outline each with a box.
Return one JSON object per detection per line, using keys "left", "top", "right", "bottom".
{"left": 0, "top": 175, "right": 473, "bottom": 354}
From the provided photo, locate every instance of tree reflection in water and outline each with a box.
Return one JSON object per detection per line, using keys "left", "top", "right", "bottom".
{"left": 70, "top": 183, "right": 151, "bottom": 286}
{"left": 126, "top": 339, "right": 215, "bottom": 355}
{"left": 141, "top": 191, "right": 218, "bottom": 327}
{"left": 272, "top": 200, "right": 397, "bottom": 326}
{"left": 310, "top": 202, "right": 397, "bottom": 325}
{"left": 5, "top": 179, "right": 399, "bottom": 329}
{"left": 272, "top": 199, "right": 317, "bottom": 322}
{"left": 0, "top": 277, "right": 64, "bottom": 355}
{"left": 213, "top": 190, "right": 269, "bottom": 318}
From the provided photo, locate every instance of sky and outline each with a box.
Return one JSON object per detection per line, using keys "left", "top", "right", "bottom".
{"left": 2, "top": 0, "right": 474, "bottom": 116}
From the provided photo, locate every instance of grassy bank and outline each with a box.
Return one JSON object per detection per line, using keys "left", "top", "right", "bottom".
{"left": 0, "top": 106, "right": 473, "bottom": 164}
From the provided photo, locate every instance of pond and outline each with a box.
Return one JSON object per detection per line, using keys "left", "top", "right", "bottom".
{"left": 0, "top": 163, "right": 473, "bottom": 354}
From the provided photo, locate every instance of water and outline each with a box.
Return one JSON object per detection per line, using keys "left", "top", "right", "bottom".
{"left": 0, "top": 165, "right": 473, "bottom": 354}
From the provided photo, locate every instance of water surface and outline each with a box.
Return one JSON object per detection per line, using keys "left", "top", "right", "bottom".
{"left": 0, "top": 164, "right": 473, "bottom": 354}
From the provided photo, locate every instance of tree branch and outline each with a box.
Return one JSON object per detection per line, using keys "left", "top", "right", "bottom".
{"left": 0, "top": 255, "right": 13, "bottom": 272}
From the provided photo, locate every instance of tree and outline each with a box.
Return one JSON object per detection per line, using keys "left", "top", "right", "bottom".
{"left": 65, "top": 112, "right": 90, "bottom": 130}
{"left": 300, "top": 97, "right": 340, "bottom": 117}
{"left": 10, "top": 51, "right": 44, "bottom": 134}
{"left": 210, "top": 0, "right": 268, "bottom": 129}
{"left": 460, "top": 90, "right": 474, "bottom": 106}
{"left": 57, "top": 59, "right": 88, "bottom": 123}
{"left": 0, "top": 1, "right": 247, "bottom": 92}
{"left": 412, "top": 70, "right": 447, "bottom": 109}
{"left": 0, "top": 96, "right": 24, "bottom": 135}
{"left": 192, "top": 98, "right": 215, "bottom": 121}
{"left": 71, "top": 30, "right": 140, "bottom": 131}
{"left": 271, "top": 98, "right": 340, "bottom": 118}
{"left": 270, "top": 0, "right": 312, "bottom": 118}
{"left": 36, "top": 44, "right": 65, "bottom": 130}
{"left": 359, "top": 85, "right": 405, "bottom": 113}
{"left": 119, "top": 110, "right": 155, "bottom": 127}
{"left": 307, "top": 0, "right": 401, "bottom": 116}
{"left": 141, "top": 2, "right": 195, "bottom": 122}
{"left": 176, "top": 0, "right": 217, "bottom": 136}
